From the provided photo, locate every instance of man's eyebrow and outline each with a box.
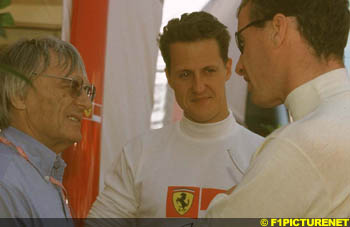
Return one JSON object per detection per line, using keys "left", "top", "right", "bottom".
{"left": 174, "top": 68, "right": 191, "bottom": 73}
{"left": 203, "top": 65, "right": 218, "bottom": 68}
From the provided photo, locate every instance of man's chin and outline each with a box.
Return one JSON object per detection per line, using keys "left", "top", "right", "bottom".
{"left": 251, "top": 95, "right": 281, "bottom": 109}
{"left": 67, "top": 133, "right": 83, "bottom": 145}
{"left": 186, "top": 112, "right": 217, "bottom": 124}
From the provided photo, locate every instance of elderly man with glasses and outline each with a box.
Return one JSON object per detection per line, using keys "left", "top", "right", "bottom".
{"left": 0, "top": 37, "right": 95, "bottom": 219}
{"left": 207, "top": 0, "right": 350, "bottom": 218}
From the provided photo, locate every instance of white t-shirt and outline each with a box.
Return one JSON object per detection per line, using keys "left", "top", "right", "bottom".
{"left": 88, "top": 111, "right": 263, "bottom": 219}
{"left": 207, "top": 68, "right": 350, "bottom": 218}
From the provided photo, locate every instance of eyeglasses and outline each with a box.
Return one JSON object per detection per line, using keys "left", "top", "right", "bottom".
{"left": 235, "top": 17, "right": 272, "bottom": 54}
{"left": 41, "top": 74, "right": 96, "bottom": 102}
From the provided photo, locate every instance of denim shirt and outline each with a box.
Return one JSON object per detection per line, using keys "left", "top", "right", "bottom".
{"left": 0, "top": 127, "right": 71, "bottom": 221}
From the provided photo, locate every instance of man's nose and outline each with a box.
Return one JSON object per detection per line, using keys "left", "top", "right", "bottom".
{"left": 192, "top": 74, "right": 205, "bottom": 93}
{"left": 76, "top": 89, "right": 93, "bottom": 111}
{"left": 235, "top": 55, "right": 245, "bottom": 76}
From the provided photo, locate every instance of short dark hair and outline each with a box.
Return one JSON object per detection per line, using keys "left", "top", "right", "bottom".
{"left": 158, "top": 11, "right": 231, "bottom": 71}
{"left": 238, "top": 0, "right": 350, "bottom": 61}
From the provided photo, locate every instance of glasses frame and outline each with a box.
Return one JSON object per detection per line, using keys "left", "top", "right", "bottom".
{"left": 41, "top": 74, "right": 96, "bottom": 102}
{"left": 235, "top": 17, "right": 272, "bottom": 54}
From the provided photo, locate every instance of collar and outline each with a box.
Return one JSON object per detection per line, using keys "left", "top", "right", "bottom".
{"left": 179, "top": 110, "right": 236, "bottom": 140}
{"left": 285, "top": 68, "right": 350, "bottom": 121}
{"left": 1, "top": 127, "right": 66, "bottom": 181}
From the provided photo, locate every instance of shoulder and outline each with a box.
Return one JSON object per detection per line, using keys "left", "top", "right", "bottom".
{"left": 230, "top": 122, "right": 264, "bottom": 149}
{"left": 123, "top": 123, "right": 177, "bottom": 153}
{"left": 0, "top": 146, "right": 30, "bottom": 218}
{"left": 0, "top": 143, "right": 23, "bottom": 181}
{"left": 254, "top": 103, "right": 350, "bottom": 168}
{"left": 271, "top": 104, "right": 349, "bottom": 148}
{"left": 0, "top": 179, "right": 32, "bottom": 218}
{"left": 118, "top": 123, "right": 177, "bottom": 166}
{"left": 142, "top": 123, "right": 177, "bottom": 141}
{"left": 227, "top": 123, "right": 264, "bottom": 172}
{"left": 234, "top": 123, "right": 263, "bottom": 140}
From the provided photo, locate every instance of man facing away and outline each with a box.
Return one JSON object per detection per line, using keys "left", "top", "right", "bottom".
{"left": 207, "top": 0, "right": 350, "bottom": 217}
{"left": 0, "top": 37, "right": 95, "bottom": 219}
{"left": 88, "top": 11, "right": 263, "bottom": 219}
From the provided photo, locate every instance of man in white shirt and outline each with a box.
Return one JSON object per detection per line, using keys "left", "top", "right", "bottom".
{"left": 88, "top": 11, "right": 263, "bottom": 222}
{"left": 207, "top": 0, "right": 350, "bottom": 218}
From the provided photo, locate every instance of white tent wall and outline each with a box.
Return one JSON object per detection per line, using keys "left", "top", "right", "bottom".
{"left": 100, "top": 0, "right": 163, "bottom": 189}
{"left": 61, "top": 0, "right": 72, "bottom": 42}
{"left": 203, "top": 0, "right": 247, "bottom": 124}
{"left": 346, "top": 36, "right": 350, "bottom": 72}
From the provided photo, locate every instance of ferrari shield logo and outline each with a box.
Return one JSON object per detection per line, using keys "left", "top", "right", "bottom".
{"left": 84, "top": 107, "right": 92, "bottom": 118}
{"left": 172, "top": 189, "right": 194, "bottom": 215}
{"left": 166, "top": 186, "right": 200, "bottom": 218}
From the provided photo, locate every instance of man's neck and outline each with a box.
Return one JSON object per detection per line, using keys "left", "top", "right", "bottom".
{"left": 284, "top": 54, "right": 344, "bottom": 100}
{"left": 9, "top": 122, "right": 69, "bottom": 154}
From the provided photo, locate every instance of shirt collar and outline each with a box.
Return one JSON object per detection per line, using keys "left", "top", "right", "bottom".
{"left": 285, "top": 68, "right": 350, "bottom": 121}
{"left": 1, "top": 127, "right": 66, "bottom": 180}
{"left": 179, "top": 109, "right": 236, "bottom": 140}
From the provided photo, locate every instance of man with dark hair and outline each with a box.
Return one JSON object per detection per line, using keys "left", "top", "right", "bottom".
{"left": 89, "top": 11, "right": 263, "bottom": 219}
{"left": 0, "top": 37, "right": 95, "bottom": 219}
{"left": 207, "top": 0, "right": 350, "bottom": 217}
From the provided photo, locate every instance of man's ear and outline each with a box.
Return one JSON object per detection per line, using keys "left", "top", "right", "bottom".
{"left": 270, "top": 13, "right": 288, "bottom": 48}
{"left": 10, "top": 94, "right": 26, "bottom": 110}
{"left": 165, "top": 68, "right": 174, "bottom": 89}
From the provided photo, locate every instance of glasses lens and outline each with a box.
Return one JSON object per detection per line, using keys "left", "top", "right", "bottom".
{"left": 83, "top": 85, "right": 96, "bottom": 102}
{"left": 235, "top": 33, "right": 244, "bottom": 53}
{"left": 71, "top": 78, "right": 83, "bottom": 97}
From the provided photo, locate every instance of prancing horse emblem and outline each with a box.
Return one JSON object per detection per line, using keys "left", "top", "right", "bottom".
{"left": 172, "top": 189, "right": 194, "bottom": 215}
{"left": 84, "top": 107, "right": 92, "bottom": 118}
